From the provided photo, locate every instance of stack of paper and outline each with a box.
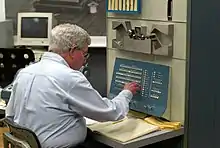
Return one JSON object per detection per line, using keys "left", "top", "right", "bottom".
{"left": 85, "top": 117, "right": 99, "bottom": 125}
{"left": 144, "top": 117, "right": 182, "bottom": 130}
{"left": 88, "top": 118, "right": 159, "bottom": 142}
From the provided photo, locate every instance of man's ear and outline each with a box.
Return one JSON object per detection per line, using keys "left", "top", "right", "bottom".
{"left": 69, "top": 48, "right": 75, "bottom": 57}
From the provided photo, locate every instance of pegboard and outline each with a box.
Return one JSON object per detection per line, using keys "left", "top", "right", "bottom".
{"left": 0, "top": 48, "right": 35, "bottom": 87}
{"left": 109, "top": 58, "right": 170, "bottom": 117}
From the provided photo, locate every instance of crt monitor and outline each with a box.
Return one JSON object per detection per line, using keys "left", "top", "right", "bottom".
{"left": 16, "top": 12, "right": 56, "bottom": 46}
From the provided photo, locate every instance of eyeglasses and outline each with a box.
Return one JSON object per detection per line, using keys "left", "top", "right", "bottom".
{"left": 69, "top": 46, "right": 90, "bottom": 59}
{"left": 84, "top": 53, "right": 90, "bottom": 59}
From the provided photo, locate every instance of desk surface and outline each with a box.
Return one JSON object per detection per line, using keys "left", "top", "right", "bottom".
{"left": 92, "top": 128, "right": 184, "bottom": 148}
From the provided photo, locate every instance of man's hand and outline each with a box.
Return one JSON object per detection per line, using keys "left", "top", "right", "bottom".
{"left": 123, "top": 82, "right": 141, "bottom": 95}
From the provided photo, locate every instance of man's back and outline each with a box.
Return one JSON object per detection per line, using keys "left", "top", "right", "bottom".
{"left": 6, "top": 52, "right": 135, "bottom": 148}
{"left": 6, "top": 53, "right": 87, "bottom": 148}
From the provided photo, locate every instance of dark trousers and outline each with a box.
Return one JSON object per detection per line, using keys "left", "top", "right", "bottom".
{"left": 75, "top": 128, "right": 111, "bottom": 148}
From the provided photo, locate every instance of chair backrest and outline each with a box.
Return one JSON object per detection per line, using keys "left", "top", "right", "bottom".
{"left": 3, "top": 118, "right": 41, "bottom": 148}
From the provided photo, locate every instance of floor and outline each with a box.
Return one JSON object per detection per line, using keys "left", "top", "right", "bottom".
{"left": 0, "top": 127, "right": 9, "bottom": 148}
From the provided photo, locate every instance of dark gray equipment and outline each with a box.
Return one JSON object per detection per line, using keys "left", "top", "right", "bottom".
{"left": 112, "top": 21, "right": 174, "bottom": 57}
{"left": 0, "top": 20, "right": 14, "bottom": 48}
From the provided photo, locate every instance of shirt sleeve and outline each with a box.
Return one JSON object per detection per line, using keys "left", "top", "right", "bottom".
{"left": 5, "top": 83, "right": 17, "bottom": 120}
{"left": 5, "top": 97, "right": 14, "bottom": 120}
{"left": 66, "top": 76, "right": 133, "bottom": 122}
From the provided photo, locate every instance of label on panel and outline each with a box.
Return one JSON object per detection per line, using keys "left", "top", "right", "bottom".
{"left": 109, "top": 58, "right": 170, "bottom": 117}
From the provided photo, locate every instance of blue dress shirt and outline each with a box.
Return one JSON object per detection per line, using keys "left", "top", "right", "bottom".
{"left": 5, "top": 52, "right": 133, "bottom": 148}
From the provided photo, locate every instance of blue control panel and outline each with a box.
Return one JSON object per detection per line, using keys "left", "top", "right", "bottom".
{"left": 109, "top": 58, "right": 170, "bottom": 117}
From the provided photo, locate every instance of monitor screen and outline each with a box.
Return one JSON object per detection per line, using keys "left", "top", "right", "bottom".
{"left": 21, "top": 17, "right": 48, "bottom": 38}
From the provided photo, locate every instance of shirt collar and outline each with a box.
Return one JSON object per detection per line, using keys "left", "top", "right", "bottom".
{"left": 41, "top": 52, "right": 70, "bottom": 67}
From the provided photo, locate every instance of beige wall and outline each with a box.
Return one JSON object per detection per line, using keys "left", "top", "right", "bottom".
{"left": 106, "top": 0, "right": 187, "bottom": 123}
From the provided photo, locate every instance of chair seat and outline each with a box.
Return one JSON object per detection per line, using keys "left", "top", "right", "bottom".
{"left": 3, "top": 132, "right": 31, "bottom": 148}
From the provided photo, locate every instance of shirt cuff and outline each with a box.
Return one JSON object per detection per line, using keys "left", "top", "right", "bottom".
{"left": 119, "top": 90, "right": 133, "bottom": 101}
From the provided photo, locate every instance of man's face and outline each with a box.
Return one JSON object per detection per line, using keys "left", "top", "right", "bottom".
{"left": 68, "top": 44, "right": 89, "bottom": 70}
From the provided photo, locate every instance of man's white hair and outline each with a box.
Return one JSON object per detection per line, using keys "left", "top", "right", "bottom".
{"left": 49, "top": 23, "right": 91, "bottom": 53}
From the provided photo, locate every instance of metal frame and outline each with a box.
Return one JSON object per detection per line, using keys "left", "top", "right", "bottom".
{"left": 185, "top": 0, "right": 220, "bottom": 147}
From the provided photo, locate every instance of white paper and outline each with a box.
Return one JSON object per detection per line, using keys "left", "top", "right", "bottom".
{"left": 85, "top": 117, "right": 99, "bottom": 125}
{"left": 0, "top": 0, "right": 5, "bottom": 21}
{"left": 88, "top": 118, "right": 159, "bottom": 142}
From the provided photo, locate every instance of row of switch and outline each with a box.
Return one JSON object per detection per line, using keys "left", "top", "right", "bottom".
{"left": 130, "top": 101, "right": 156, "bottom": 111}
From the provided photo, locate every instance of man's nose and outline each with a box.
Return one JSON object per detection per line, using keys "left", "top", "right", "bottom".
{"left": 83, "top": 57, "right": 88, "bottom": 65}
{"left": 84, "top": 54, "right": 90, "bottom": 64}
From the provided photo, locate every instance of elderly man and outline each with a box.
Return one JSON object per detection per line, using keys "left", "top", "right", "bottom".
{"left": 5, "top": 24, "right": 140, "bottom": 148}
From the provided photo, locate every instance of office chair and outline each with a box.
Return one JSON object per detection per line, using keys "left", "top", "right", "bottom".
{"left": 2, "top": 118, "right": 41, "bottom": 148}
